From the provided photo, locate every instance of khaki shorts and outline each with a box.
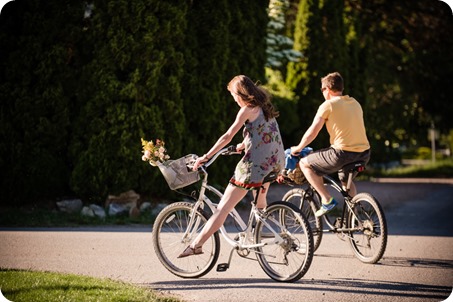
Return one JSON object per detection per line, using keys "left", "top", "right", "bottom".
{"left": 306, "top": 147, "right": 370, "bottom": 182}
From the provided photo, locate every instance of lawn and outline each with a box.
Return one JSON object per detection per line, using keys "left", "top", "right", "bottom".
{"left": 0, "top": 269, "right": 181, "bottom": 302}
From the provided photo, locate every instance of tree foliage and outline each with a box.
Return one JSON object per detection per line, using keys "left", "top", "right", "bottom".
{"left": 68, "top": 1, "right": 188, "bottom": 201}
{"left": 0, "top": 0, "right": 451, "bottom": 206}
{"left": 0, "top": 0, "right": 269, "bottom": 204}
{"left": 284, "top": 0, "right": 452, "bottom": 161}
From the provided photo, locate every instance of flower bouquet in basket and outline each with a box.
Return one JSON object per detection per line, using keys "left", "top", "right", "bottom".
{"left": 141, "top": 138, "right": 170, "bottom": 166}
{"left": 141, "top": 138, "right": 199, "bottom": 190}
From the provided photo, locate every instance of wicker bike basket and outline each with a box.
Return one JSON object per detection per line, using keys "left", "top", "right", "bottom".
{"left": 153, "top": 154, "right": 200, "bottom": 190}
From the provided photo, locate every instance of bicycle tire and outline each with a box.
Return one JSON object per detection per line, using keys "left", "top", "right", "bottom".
{"left": 254, "top": 201, "right": 314, "bottom": 282}
{"left": 152, "top": 201, "right": 220, "bottom": 278}
{"left": 282, "top": 188, "right": 323, "bottom": 252}
{"left": 347, "top": 192, "right": 387, "bottom": 264}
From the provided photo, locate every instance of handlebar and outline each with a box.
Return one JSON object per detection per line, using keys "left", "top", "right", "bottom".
{"left": 186, "top": 145, "right": 241, "bottom": 172}
{"left": 204, "top": 145, "right": 241, "bottom": 168}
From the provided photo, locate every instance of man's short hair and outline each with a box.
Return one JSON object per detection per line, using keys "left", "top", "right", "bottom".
{"left": 321, "top": 72, "right": 344, "bottom": 92}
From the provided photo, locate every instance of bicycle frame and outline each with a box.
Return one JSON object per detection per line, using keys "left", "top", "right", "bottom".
{"left": 182, "top": 151, "right": 286, "bottom": 252}
{"left": 302, "top": 174, "right": 364, "bottom": 234}
{"left": 281, "top": 159, "right": 387, "bottom": 264}
{"left": 152, "top": 146, "right": 316, "bottom": 281}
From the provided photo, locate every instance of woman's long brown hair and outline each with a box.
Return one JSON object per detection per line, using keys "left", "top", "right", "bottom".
{"left": 227, "top": 75, "right": 279, "bottom": 121}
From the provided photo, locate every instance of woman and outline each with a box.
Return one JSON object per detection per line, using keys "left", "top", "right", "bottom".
{"left": 178, "top": 75, "right": 285, "bottom": 258}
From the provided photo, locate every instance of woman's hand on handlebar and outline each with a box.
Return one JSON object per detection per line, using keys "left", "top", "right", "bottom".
{"left": 192, "top": 145, "right": 242, "bottom": 171}
{"left": 236, "top": 142, "right": 245, "bottom": 152}
{"left": 192, "top": 155, "right": 209, "bottom": 171}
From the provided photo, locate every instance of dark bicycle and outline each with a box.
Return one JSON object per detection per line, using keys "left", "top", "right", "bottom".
{"left": 281, "top": 160, "right": 387, "bottom": 264}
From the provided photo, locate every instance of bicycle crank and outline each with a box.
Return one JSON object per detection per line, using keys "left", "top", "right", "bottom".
{"left": 217, "top": 247, "right": 235, "bottom": 272}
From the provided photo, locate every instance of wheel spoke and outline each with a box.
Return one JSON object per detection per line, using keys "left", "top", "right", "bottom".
{"left": 152, "top": 202, "right": 220, "bottom": 278}
{"left": 348, "top": 193, "right": 387, "bottom": 264}
{"left": 254, "top": 202, "right": 314, "bottom": 282}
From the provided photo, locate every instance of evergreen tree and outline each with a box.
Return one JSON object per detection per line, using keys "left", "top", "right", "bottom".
{"left": 0, "top": 0, "right": 279, "bottom": 204}
{"left": 285, "top": 0, "right": 350, "bottom": 147}
{"left": 180, "top": 0, "right": 231, "bottom": 159}
{"left": 266, "top": 0, "right": 302, "bottom": 75}
{"left": 285, "top": 0, "right": 323, "bottom": 146}
{"left": 0, "top": 0, "right": 82, "bottom": 203}
{"left": 69, "top": 0, "right": 187, "bottom": 201}
{"left": 181, "top": 0, "right": 270, "bottom": 186}
{"left": 321, "top": 0, "right": 348, "bottom": 84}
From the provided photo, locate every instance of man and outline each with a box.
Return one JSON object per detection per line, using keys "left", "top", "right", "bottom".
{"left": 291, "top": 72, "right": 370, "bottom": 217}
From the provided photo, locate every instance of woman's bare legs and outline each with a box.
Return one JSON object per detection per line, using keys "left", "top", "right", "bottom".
{"left": 253, "top": 182, "right": 270, "bottom": 209}
{"left": 190, "top": 184, "right": 248, "bottom": 248}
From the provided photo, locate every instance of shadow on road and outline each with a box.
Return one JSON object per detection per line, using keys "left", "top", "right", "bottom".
{"left": 314, "top": 253, "right": 453, "bottom": 270}
{"left": 149, "top": 277, "right": 451, "bottom": 300}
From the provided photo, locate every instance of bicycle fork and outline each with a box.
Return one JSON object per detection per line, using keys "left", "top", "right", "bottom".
{"left": 180, "top": 201, "right": 204, "bottom": 244}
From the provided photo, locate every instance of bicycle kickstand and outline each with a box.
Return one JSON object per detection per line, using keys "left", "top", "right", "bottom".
{"left": 216, "top": 247, "right": 236, "bottom": 272}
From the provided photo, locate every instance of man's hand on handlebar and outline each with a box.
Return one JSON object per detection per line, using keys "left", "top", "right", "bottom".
{"left": 290, "top": 146, "right": 302, "bottom": 157}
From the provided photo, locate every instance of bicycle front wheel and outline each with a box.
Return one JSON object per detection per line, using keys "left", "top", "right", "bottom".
{"left": 347, "top": 193, "right": 387, "bottom": 264}
{"left": 282, "top": 188, "right": 323, "bottom": 251}
{"left": 254, "top": 201, "right": 314, "bottom": 282}
{"left": 152, "top": 201, "right": 220, "bottom": 278}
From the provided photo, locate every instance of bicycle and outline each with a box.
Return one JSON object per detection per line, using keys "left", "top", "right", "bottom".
{"left": 151, "top": 146, "right": 314, "bottom": 282}
{"left": 280, "top": 160, "right": 387, "bottom": 264}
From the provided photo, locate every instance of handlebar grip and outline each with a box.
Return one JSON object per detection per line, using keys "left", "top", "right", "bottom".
{"left": 227, "top": 145, "right": 237, "bottom": 152}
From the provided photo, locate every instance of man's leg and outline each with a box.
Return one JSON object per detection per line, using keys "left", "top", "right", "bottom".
{"left": 300, "top": 158, "right": 331, "bottom": 202}
{"left": 300, "top": 158, "right": 337, "bottom": 217}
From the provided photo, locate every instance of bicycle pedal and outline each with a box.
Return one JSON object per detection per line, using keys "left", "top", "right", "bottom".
{"left": 216, "top": 263, "right": 229, "bottom": 272}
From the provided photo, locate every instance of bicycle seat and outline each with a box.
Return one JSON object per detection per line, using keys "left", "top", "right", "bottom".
{"left": 262, "top": 171, "right": 279, "bottom": 184}
{"left": 340, "top": 161, "right": 366, "bottom": 173}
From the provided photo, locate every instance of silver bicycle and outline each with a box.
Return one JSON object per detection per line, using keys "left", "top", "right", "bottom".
{"left": 151, "top": 146, "right": 314, "bottom": 282}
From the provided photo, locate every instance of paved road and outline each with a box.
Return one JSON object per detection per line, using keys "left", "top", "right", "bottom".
{"left": 1, "top": 180, "right": 453, "bottom": 302}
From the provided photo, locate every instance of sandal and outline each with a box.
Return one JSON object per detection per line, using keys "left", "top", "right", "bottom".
{"left": 177, "top": 245, "right": 204, "bottom": 258}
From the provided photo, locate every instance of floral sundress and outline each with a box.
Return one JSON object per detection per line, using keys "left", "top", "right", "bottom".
{"left": 230, "top": 109, "right": 284, "bottom": 189}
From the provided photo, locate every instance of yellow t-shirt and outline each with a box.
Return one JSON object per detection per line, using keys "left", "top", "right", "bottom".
{"left": 316, "top": 95, "right": 370, "bottom": 152}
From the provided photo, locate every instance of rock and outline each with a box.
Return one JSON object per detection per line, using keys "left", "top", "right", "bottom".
{"left": 89, "top": 204, "right": 106, "bottom": 219}
{"left": 139, "top": 202, "right": 152, "bottom": 212}
{"left": 129, "top": 206, "right": 141, "bottom": 218}
{"left": 107, "top": 203, "right": 128, "bottom": 217}
{"left": 81, "top": 206, "right": 95, "bottom": 217}
{"left": 56, "top": 199, "right": 83, "bottom": 213}
{"left": 105, "top": 190, "right": 140, "bottom": 210}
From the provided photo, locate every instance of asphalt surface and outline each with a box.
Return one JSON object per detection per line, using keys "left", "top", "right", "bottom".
{"left": 1, "top": 180, "right": 453, "bottom": 302}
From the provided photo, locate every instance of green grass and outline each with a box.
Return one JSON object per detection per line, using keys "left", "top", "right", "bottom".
{"left": 0, "top": 269, "right": 181, "bottom": 302}
{"left": 376, "top": 159, "right": 453, "bottom": 178}
{"left": 0, "top": 208, "right": 155, "bottom": 228}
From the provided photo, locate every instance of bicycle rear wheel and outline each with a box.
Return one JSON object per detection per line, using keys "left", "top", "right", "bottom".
{"left": 152, "top": 201, "right": 220, "bottom": 278}
{"left": 347, "top": 193, "right": 387, "bottom": 264}
{"left": 254, "top": 201, "right": 314, "bottom": 282}
{"left": 282, "top": 188, "right": 323, "bottom": 251}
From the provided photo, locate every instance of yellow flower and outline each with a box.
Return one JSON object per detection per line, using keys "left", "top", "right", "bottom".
{"left": 141, "top": 138, "right": 170, "bottom": 164}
